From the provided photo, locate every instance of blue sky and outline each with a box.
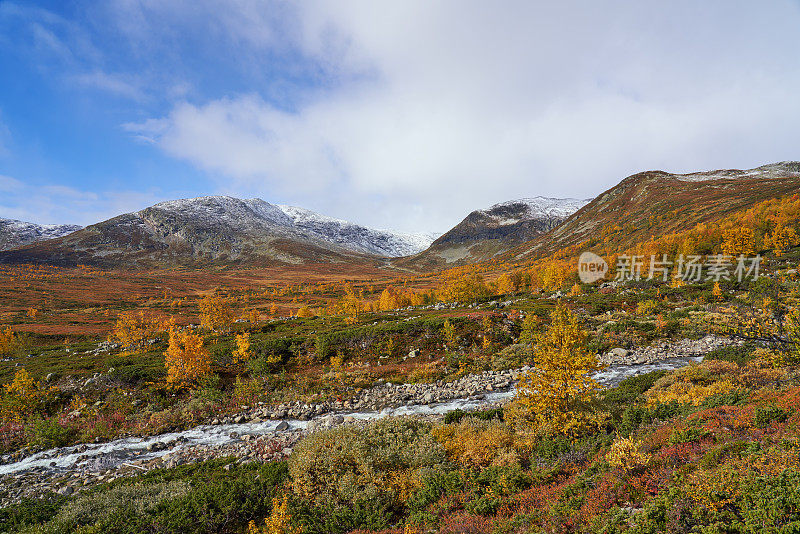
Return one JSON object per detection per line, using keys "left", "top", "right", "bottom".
{"left": 1, "top": 1, "right": 800, "bottom": 232}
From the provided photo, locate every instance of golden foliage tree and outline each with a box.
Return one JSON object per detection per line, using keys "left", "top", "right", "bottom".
{"left": 721, "top": 227, "right": 756, "bottom": 256}
{"left": 437, "top": 267, "right": 491, "bottom": 303}
{"left": 296, "top": 306, "right": 314, "bottom": 318}
{"left": 164, "top": 326, "right": 210, "bottom": 389}
{"left": 339, "top": 284, "right": 363, "bottom": 324}
{"left": 232, "top": 332, "right": 251, "bottom": 365}
{"left": 441, "top": 319, "right": 457, "bottom": 349}
{"left": 766, "top": 225, "right": 799, "bottom": 255}
{"left": 712, "top": 282, "right": 723, "bottom": 301}
{"left": 494, "top": 273, "right": 516, "bottom": 295}
{"left": 606, "top": 435, "right": 649, "bottom": 470}
{"left": 248, "top": 497, "right": 299, "bottom": 534}
{"left": 0, "top": 326, "right": 17, "bottom": 356}
{"left": 2, "top": 368, "right": 45, "bottom": 421}
{"left": 199, "top": 295, "right": 235, "bottom": 332}
{"left": 110, "top": 310, "right": 165, "bottom": 349}
{"left": 506, "top": 304, "right": 603, "bottom": 435}
{"left": 518, "top": 314, "right": 538, "bottom": 346}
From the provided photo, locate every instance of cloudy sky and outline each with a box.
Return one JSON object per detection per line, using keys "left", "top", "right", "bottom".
{"left": 1, "top": 1, "right": 799, "bottom": 233}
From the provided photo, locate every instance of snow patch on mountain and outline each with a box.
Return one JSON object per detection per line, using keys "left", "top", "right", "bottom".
{"left": 278, "top": 205, "right": 436, "bottom": 257}
{"left": 140, "top": 196, "right": 434, "bottom": 257}
{"left": 0, "top": 218, "right": 82, "bottom": 251}
{"left": 481, "top": 196, "right": 590, "bottom": 223}
{"left": 674, "top": 161, "right": 800, "bottom": 182}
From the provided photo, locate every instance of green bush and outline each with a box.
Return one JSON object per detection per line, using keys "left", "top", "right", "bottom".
{"left": 293, "top": 497, "right": 394, "bottom": 534}
{"left": 619, "top": 400, "right": 682, "bottom": 436}
{"left": 107, "top": 354, "right": 165, "bottom": 385}
{"left": 705, "top": 344, "right": 760, "bottom": 367}
{"left": 28, "top": 418, "right": 77, "bottom": 450}
{"left": 0, "top": 496, "right": 67, "bottom": 532}
{"left": 408, "top": 470, "right": 464, "bottom": 512}
{"left": 195, "top": 373, "right": 224, "bottom": 403}
{"left": 443, "top": 407, "right": 503, "bottom": 425}
{"left": 669, "top": 424, "right": 710, "bottom": 445}
{"left": 289, "top": 418, "right": 447, "bottom": 511}
{"left": 754, "top": 405, "right": 788, "bottom": 428}
{"left": 20, "top": 459, "right": 289, "bottom": 534}
{"left": 604, "top": 370, "right": 667, "bottom": 405}
{"left": 701, "top": 388, "right": 749, "bottom": 408}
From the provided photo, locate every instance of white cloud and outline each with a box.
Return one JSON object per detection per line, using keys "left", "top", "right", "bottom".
{"left": 0, "top": 175, "right": 23, "bottom": 192}
{"left": 115, "top": 1, "right": 800, "bottom": 232}
{"left": 73, "top": 71, "right": 145, "bottom": 101}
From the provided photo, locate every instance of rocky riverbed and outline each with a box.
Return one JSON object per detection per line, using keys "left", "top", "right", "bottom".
{"left": 0, "top": 335, "right": 737, "bottom": 506}
{"left": 597, "top": 335, "right": 738, "bottom": 366}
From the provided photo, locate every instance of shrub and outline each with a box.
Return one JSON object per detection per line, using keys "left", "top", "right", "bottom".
{"left": 443, "top": 408, "right": 503, "bottom": 425}
{"left": 21, "top": 459, "right": 289, "bottom": 533}
{"left": 107, "top": 354, "right": 165, "bottom": 386}
{"left": 28, "top": 418, "right": 76, "bottom": 450}
{"left": 701, "top": 388, "right": 749, "bottom": 408}
{"left": 407, "top": 470, "right": 464, "bottom": 512}
{"left": 431, "top": 419, "right": 518, "bottom": 467}
{"left": 753, "top": 405, "right": 788, "bottom": 428}
{"left": 636, "top": 300, "right": 658, "bottom": 316}
{"left": 669, "top": 424, "right": 710, "bottom": 445}
{"left": 0, "top": 496, "right": 67, "bottom": 532}
{"left": 705, "top": 343, "right": 760, "bottom": 367}
{"left": 606, "top": 436, "right": 649, "bottom": 470}
{"left": 603, "top": 370, "right": 667, "bottom": 405}
{"left": 289, "top": 418, "right": 447, "bottom": 510}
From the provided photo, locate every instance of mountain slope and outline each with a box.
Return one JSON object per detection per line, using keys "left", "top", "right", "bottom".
{"left": 0, "top": 197, "right": 398, "bottom": 267}
{"left": 0, "top": 218, "right": 82, "bottom": 251}
{"left": 510, "top": 161, "right": 800, "bottom": 262}
{"left": 277, "top": 205, "right": 435, "bottom": 257}
{"left": 400, "top": 197, "right": 589, "bottom": 268}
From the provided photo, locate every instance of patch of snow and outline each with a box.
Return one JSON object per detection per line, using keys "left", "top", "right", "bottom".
{"left": 481, "top": 196, "right": 590, "bottom": 222}
{"left": 138, "top": 195, "right": 435, "bottom": 257}
{"left": 278, "top": 204, "right": 436, "bottom": 257}
{"left": 674, "top": 161, "right": 800, "bottom": 182}
{"left": 0, "top": 218, "right": 82, "bottom": 251}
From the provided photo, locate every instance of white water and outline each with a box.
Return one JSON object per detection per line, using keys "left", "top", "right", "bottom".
{"left": 0, "top": 356, "right": 701, "bottom": 477}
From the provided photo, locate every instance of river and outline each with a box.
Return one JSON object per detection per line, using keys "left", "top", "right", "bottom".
{"left": 0, "top": 355, "right": 702, "bottom": 478}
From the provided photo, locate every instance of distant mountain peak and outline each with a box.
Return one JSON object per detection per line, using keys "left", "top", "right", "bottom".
{"left": 277, "top": 204, "right": 436, "bottom": 257}
{"left": 479, "top": 197, "right": 590, "bottom": 222}
{"left": 428, "top": 196, "right": 587, "bottom": 253}
{"left": 0, "top": 218, "right": 82, "bottom": 251}
{"left": 0, "top": 195, "right": 435, "bottom": 265}
{"left": 673, "top": 161, "right": 800, "bottom": 182}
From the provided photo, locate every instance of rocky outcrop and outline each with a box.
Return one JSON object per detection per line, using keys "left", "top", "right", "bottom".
{"left": 598, "top": 335, "right": 739, "bottom": 366}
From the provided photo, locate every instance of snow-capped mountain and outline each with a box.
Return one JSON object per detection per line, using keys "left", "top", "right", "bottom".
{"left": 277, "top": 205, "right": 435, "bottom": 257}
{"left": 142, "top": 197, "right": 433, "bottom": 257}
{"left": 432, "top": 196, "right": 589, "bottom": 248}
{"left": 398, "top": 196, "right": 589, "bottom": 269}
{"left": 0, "top": 218, "right": 82, "bottom": 251}
{"left": 0, "top": 196, "right": 434, "bottom": 267}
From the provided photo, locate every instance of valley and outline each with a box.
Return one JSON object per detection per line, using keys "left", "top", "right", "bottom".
{"left": 1, "top": 162, "right": 800, "bottom": 533}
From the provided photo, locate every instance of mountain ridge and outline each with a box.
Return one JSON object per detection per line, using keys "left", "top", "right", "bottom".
{"left": 0, "top": 218, "right": 82, "bottom": 252}
{"left": 0, "top": 196, "right": 434, "bottom": 267}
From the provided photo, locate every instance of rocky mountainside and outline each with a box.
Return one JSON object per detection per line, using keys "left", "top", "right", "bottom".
{"left": 509, "top": 161, "right": 800, "bottom": 262}
{"left": 432, "top": 197, "right": 589, "bottom": 247}
{"left": 277, "top": 205, "right": 436, "bottom": 257}
{"left": 0, "top": 218, "right": 82, "bottom": 251}
{"left": 400, "top": 197, "right": 589, "bottom": 268}
{"left": 0, "top": 196, "right": 431, "bottom": 267}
